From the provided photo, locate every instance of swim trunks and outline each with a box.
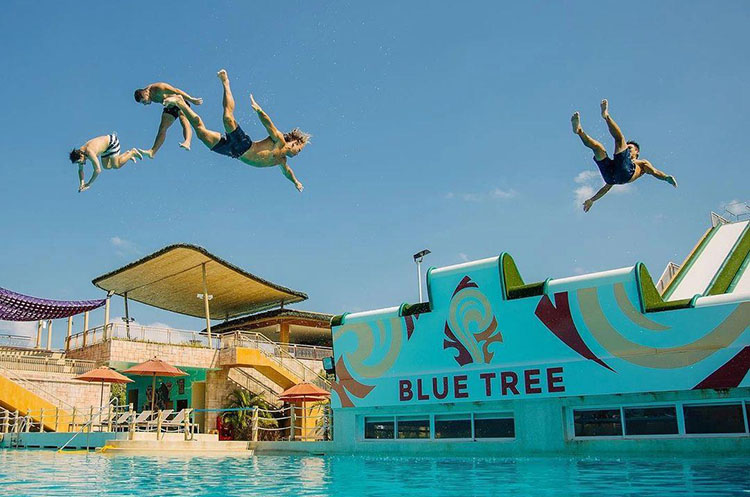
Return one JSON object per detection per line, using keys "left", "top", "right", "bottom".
{"left": 163, "top": 100, "right": 190, "bottom": 119}
{"left": 101, "top": 133, "right": 121, "bottom": 158}
{"left": 594, "top": 149, "right": 635, "bottom": 185}
{"left": 211, "top": 125, "right": 253, "bottom": 159}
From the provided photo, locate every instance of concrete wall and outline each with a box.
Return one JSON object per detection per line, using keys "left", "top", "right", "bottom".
{"left": 328, "top": 388, "right": 750, "bottom": 456}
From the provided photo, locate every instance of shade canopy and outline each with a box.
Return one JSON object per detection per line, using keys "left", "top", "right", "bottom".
{"left": 0, "top": 286, "right": 105, "bottom": 322}
{"left": 122, "top": 358, "right": 188, "bottom": 377}
{"left": 279, "top": 382, "right": 330, "bottom": 402}
{"left": 75, "top": 366, "right": 134, "bottom": 384}
{"left": 92, "top": 244, "right": 307, "bottom": 320}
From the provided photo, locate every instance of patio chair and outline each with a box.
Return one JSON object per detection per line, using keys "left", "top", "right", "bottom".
{"left": 132, "top": 410, "right": 155, "bottom": 431}
{"left": 162, "top": 409, "right": 198, "bottom": 433}
{"left": 148, "top": 409, "right": 173, "bottom": 432}
{"left": 110, "top": 411, "right": 135, "bottom": 432}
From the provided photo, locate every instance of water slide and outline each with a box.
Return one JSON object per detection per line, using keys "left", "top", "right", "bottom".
{"left": 664, "top": 220, "right": 749, "bottom": 301}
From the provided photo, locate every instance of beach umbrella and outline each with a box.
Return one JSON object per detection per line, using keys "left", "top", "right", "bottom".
{"left": 278, "top": 382, "right": 330, "bottom": 402}
{"left": 122, "top": 357, "right": 188, "bottom": 411}
{"left": 74, "top": 366, "right": 133, "bottom": 408}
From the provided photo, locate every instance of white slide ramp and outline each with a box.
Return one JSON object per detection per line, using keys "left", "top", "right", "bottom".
{"left": 667, "top": 220, "right": 749, "bottom": 301}
{"left": 731, "top": 257, "right": 750, "bottom": 293}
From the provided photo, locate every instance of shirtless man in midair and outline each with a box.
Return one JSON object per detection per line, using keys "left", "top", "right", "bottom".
{"left": 133, "top": 82, "right": 203, "bottom": 158}
{"left": 163, "top": 69, "right": 310, "bottom": 192}
{"left": 572, "top": 99, "right": 677, "bottom": 212}
{"left": 68, "top": 134, "right": 142, "bottom": 192}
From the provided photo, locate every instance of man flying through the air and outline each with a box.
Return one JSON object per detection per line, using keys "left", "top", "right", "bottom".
{"left": 133, "top": 82, "right": 203, "bottom": 158}
{"left": 572, "top": 99, "right": 677, "bottom": 212}
{"left": 163, "top": 69, "right": 310, "bottom": 192}
{"left": 68, "top": 134, "right": 142, "bottom": 192}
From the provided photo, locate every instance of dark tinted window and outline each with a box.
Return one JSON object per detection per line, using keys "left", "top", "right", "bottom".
{"left": 364, "top": 417, "right": 394, "bottom": 439}
{"left": 397, "top": 417, "right": 430, "bottom": 439}
{"left": 434, "top": 415, "right": 471, "bottom": 439}
{"left": 624, "top": 407, "right": 678, "bottom": 435}
{"left": 684, "top": 404, "right": 746, "bottom": 434}
{"left": 574, "top": 409, "right": 622, "bottom": 437}
{"left": 474, "top": 414, "right": 515, "bottom": 438}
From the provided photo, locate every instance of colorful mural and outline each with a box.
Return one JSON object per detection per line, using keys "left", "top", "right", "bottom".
{"left": 330, "top": 256, "right": 750, "bottom": 408}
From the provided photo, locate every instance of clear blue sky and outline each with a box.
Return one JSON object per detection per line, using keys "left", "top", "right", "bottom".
{"left": 1, "top": 1, "right": 748, "bottom": 344}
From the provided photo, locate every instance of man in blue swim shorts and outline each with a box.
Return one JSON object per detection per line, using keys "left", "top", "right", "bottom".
{"left": 572, "top": 99, "right": 677, "bottom": 212}
{"left": 163, "top": 69, "right": 310, "bottom": 192}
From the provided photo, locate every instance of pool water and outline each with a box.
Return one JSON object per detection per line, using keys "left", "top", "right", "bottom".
{"left": 1, "top": 450, "right": 748, "bottom": 496}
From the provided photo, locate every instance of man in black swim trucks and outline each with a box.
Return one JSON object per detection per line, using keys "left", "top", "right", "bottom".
{"left": 571, "top": 99, "right": 677, "bottom": 212}
{"left": 163, "top": 69, "right": 310, "bottom": 192}
{"left": 133, "top": 82, "right": 203, "bottom": 158}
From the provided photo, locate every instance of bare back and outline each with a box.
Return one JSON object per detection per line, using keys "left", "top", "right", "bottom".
{"left": 81, "top": 135, "right": 113, "bottom": 158}
{"left": 238, "top": 136, "right": 291, "bottom": 168}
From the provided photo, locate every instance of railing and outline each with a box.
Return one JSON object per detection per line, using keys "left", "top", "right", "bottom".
{"left": 228, "top": 332, "right": 330, "bottom": 389}
{"left": 656, "top": 261, "right": 682, "bottom": 294}
{"left": 67, "top": 323, "right": 220, "bottom": 350}
{"left": 0, "top": 353, "right": 96, "bottom": 376}
{"left": 57, "top": 398, "right": 121, "bottom": 451}
{"left": 0, "top": 363, "right": 76, "bottom": 411}
{"left": 283, "top": 343, "right": 333, "bottom": 361}
{"left": 228, "top": 368, "right": 280, "bottom": 404}
{"left": 0, "top": 334, "right": 32, "bottom": 348}
{"left": 207, "top": 404, "right": 332, "bottom": 442}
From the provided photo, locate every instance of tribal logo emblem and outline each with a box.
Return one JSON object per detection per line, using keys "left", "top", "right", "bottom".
{"left": 443, "top": 276, "right": 503, "bottom": 366}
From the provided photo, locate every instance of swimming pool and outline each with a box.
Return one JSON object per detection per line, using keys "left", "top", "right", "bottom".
{"left": 1, "top": 450, "right": 748, "bottom": 496}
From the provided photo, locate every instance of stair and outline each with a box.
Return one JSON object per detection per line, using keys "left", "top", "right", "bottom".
{"left": 222, "top": 348, "right": 302, "bottom": 389}
{"left": 0, "top": 370, "right": 72, "bottom": 431}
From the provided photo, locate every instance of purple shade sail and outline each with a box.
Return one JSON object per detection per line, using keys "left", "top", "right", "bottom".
{"left": 0, "top": 287, "right": 105, "bottom": 322}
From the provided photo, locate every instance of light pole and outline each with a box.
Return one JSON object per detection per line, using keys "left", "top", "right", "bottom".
{"left": 413, "top": 249, "right": 431, "bottom": 302}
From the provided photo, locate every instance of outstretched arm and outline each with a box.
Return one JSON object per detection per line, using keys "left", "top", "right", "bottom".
{"left": 79, "top": 153, "right": 101, "bottom": 192}
{"left": 583, "top": 184, "right": 612, "bottom": 212}
{"left": 640, "top": 161, "right": 678, "bottom": 187}
{"left": 251, "top": 94, "right": 285, "bottom": 143}
{"left": 152, "top": 83, "right": 203, "bottom": 105}
{"left": 279, "top": 158, "right": 303, "bottom": 192}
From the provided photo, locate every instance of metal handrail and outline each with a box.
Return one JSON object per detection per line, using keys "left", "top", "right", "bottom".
{"left": 0, "top": 363, "right": 76, "bottom": 411}
{"left": 0, "top": 334, "right": 32, "bottom": 348}
{"left": 232, "top": 332, "right": 330, "bottom": 389}
{"left": 228, "top": 368, "right": 280, "bottom": 403}
{"left": 57, "top": 398, "right": 118, "bottom": 451}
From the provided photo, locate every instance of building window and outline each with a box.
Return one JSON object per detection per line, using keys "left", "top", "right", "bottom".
{"left": 573, "top": 409, "right": 622, "bottom": 437}
{"left": 683, "top": 404, "right": 746, "bottom": 434}
{"left": 396, "top": 416, "right": 430, "bottom": 439}
{"left": 474, "top": 412, "right": 515, "bottom": 438}
{"left": 364, "top": 417, "right": 395, "bottom": 439}
{"left": 623, "top": 406, "right": 678, "bottom": 435}
{"left": 434, "top": 414, "right": 472, "bottom": 439}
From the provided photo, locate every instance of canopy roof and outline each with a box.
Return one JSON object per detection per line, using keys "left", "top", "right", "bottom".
{"left": 92, "top": 244, "right": 307, "bottom": 319}
{"left": 0, "top": 286, "right": 105, "bottom": 322}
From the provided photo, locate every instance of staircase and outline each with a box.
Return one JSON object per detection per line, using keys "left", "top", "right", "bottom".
{"left": 0, "top": 365, "right": 73, "bottom": 432}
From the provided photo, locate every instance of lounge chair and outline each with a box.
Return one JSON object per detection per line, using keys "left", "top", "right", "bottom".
{"left": 162, "top": 409, "right": 198, "bottom": 433}
{"left": 132, "top": 410, "right": 155, "bottom": 431}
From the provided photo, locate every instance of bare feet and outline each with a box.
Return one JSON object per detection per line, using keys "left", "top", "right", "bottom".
{"left": 78, "top": 184, "right": 90, "bottom": 193}
{"left": 179, "top": 141, "right": 191, "bottom": 151}
{"left": 666, "top": 175, "right": 678, "bottom": 187}
{"left": 139, "top": 148, "right": 155, "bottom": 159}
{"left": 571, "top": 112, "right": 582, "bottom": 134}
{"left": 295, "top": 182, "right": 304, "bottom": 192}
{"left": 217, "top": 69, "right": 228, "bottom": 83}
{"left": 600, "top": 99, "right": 609, "bottom": 119}
{"left": 163, "top": 95, "right": 184, "bottom": 107}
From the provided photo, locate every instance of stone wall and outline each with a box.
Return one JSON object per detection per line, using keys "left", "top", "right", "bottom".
{"left": 23, "top": 370, "right": 108, "bottom": 411}
{"left": 68, "top": 339, "right": 218, "bottom": 369}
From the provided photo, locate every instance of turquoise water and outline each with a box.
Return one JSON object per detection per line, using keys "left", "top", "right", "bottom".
{"left": 1, "top": 450, "right": 748, "bottom": 496}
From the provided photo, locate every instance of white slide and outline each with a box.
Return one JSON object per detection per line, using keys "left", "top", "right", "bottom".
{"left": 731, "top": 257, "right": 750, "bottom": 293}
{"left": 667, "top": 220, "right": 749, "bottom": 301}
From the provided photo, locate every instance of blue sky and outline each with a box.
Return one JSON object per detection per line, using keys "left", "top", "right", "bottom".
{"left": 1, "top": 1, "right": 748, "bottom": 345}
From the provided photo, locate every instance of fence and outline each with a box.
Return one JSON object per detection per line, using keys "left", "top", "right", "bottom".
{"left": 0, "top": 334, "right": 32, "bottom": 348}
{"left": 0, "top": 354, "right": 96, "bottom": 376}
{"left": 67, "top": 323, "right": 220, "bottom": 350}
{"left": 209, "top": 405, "right": 332, "bottom": 442}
